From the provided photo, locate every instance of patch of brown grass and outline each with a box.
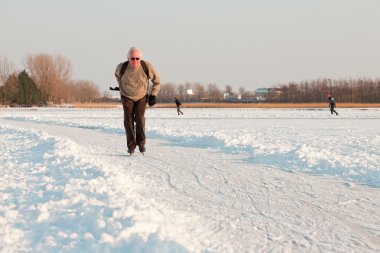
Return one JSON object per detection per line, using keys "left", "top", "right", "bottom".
{"left": 156, "top": 103, "right": 380, "bottom": 108}
{"left": 72, "top": 102, "right": 120, "bottom": 109}
{"left": 71, "top": 102, "right": 380, "bottom": 109}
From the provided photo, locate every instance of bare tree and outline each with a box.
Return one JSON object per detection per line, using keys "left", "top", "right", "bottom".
{"left": 176, "top": 84, "right": 187, "bottom": 100}
{"left": 2, "top": 73, "right": 19, "bottom": 105}
{"left": 268, "top": 78, "right": 380, "bottom": 103}
{"left": 158, "top": 83, "right": 176, "bottom": 102}
{"left": 240, "top": 88, "right": 255, "bottom": 100}
{"left": 0, "top": 56, "right": 16, "bottom": 104}
{"left": 0, "top": 55, "right": 15, "bottom": 86}
{"left": 225, "top": 85, "right": 234, "bottom": 95}
{"left": 193, "top": 82, "right": 206, "bottom": 101}
{"left": 54, "top": 54, "right": 73, "bottom": 101}
{"left": 207, "top": 83, "right": 223, "bottom": 102}
{"left": 239, "top": 86, "right": 253, "bottom": 99}
{"left": 67, "top": 80, "right": 100, "bottom": 103}
{"left": 25, "top": 53, "right": 72, "bottom": 104}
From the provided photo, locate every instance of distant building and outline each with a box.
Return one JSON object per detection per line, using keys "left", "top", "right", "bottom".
{"left": 255, "top": 88, "right": 272, "bottom": 96}
{"left": 224, "top": 93, "right": 241, "bottom": 101}
{"left": 254, "top": 88, "right": 273, "bottom": 101}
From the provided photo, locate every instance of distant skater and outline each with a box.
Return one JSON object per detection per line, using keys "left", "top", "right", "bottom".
{"left": 175, "top": 97, "right": 184, "bottom": 115}
{"left": 328, "top": 96, "right": 339, "bottom": 116}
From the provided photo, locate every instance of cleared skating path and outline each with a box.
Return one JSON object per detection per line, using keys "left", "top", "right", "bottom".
{"left": 1, "top": 116, "right": 379, "bottom": 253}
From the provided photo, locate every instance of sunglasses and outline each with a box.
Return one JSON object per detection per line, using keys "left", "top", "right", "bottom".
{"left": 130, "top": 57, "right": 140, "bottom": 61}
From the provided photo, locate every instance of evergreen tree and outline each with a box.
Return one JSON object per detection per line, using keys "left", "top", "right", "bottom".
{"left": 18, "top": 70, "right": 42, "bottom": 106}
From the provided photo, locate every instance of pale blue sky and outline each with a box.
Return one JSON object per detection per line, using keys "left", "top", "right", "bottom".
{"left": 1, "top": 0, "right": 379, "bottom": 92}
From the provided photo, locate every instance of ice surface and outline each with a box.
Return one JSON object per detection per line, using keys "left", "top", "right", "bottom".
{"left": 1, "top": 107, "right": 379, "bottom": 252}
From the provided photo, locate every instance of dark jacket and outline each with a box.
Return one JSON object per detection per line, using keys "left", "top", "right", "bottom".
{"left": 328, "top": 97, "right": 336, "bottom": 108}
{"left": 175, "top": 98, "right": 182, "bottom": 107}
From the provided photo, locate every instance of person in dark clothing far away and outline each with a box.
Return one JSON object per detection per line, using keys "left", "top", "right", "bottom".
{"left": 175, "top": 97, "right": 184, "bottom": 115}
{"left": 328, "top": 95, "right": 339, "bottom": 116}
{"left": 115, "top": 47, "right": 161, "bottom": 155}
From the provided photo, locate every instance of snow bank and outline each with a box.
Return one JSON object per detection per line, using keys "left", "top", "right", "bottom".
{"left": 0, "top": 124, "right": 214, "bottom": 252}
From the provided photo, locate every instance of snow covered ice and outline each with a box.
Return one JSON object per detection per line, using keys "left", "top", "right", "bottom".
{"left": 0, "top": 107, "right": 379, "bottom": 252}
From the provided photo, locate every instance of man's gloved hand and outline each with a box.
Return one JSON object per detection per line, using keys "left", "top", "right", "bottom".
{"left": 148, "top": 95, "right": 156, "bottom": 106}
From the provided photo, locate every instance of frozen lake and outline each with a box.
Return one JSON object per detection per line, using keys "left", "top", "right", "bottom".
{"left": 1, "top": 107, "right": 379, "bottom": 252}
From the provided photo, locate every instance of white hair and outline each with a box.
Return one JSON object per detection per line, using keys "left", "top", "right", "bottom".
{"left": 127, "top": 47, "right": 142, "bottom": 58}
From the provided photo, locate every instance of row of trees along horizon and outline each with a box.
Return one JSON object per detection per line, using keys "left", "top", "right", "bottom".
{"left": 1, "top": 54, "right": 380, "bottom": 106}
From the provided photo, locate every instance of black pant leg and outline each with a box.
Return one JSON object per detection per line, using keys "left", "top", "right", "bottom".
{"left": 122, "top": 96, "right": 136, "bottom": 150}
{"left": 134, "top": 96, "right": 147, "bottom": 148}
